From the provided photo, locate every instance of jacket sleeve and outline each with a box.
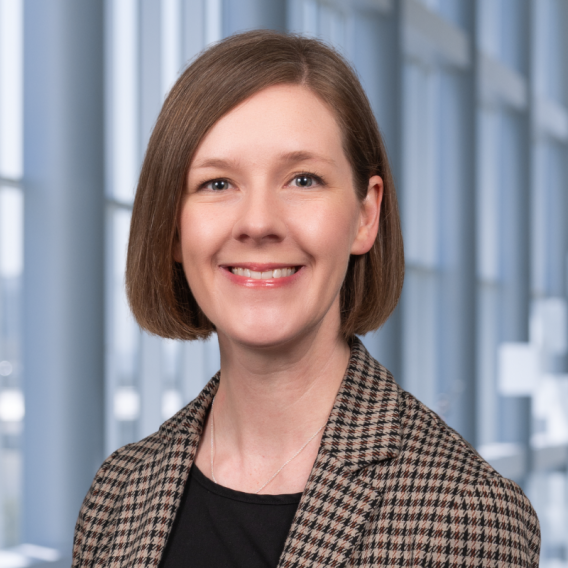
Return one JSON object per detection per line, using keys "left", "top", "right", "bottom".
{"left": 504, "top": 479, "right": 542, "bottom": 567}
{"left": 424, "top": 474, "right": 540, "bottom": 567}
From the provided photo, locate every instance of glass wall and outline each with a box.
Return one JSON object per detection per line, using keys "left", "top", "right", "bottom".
{"left": 1, "top": 0, "right": 568, "bottom": 565}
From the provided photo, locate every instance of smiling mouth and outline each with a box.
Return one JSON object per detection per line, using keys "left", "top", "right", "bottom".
{"left": 229, "top": 267, "right": 298, "bottom": 279}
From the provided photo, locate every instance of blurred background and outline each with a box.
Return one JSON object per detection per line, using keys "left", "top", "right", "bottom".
{"left": 0, "top": 0, "right": 566, "bottom": 565}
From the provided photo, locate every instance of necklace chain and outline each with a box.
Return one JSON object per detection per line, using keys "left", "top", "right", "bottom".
{"left": 210, "top": 396, "right": 325, "bottom": 494}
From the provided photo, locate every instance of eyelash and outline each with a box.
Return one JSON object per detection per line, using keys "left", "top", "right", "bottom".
{"left": 198, "top": 172, "right": 326, "bottom": 192}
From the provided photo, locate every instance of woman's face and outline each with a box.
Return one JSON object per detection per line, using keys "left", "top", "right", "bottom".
{"left": 176, "top": 84, "right": 382, "bottom": 349}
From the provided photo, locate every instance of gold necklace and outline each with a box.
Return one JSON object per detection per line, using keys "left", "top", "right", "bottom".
{"left": 209, "top": 396, "right": 325, "bottom": 494}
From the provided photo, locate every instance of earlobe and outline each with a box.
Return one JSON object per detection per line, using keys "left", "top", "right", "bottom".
{"left": 350, "top": 175, "right": 383, "bottom": 255}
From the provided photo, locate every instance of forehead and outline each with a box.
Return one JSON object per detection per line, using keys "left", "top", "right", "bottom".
{"left": 191, "top": 84, "right": 347, "bottom": 166}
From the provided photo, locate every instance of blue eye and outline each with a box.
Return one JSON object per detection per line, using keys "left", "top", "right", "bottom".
{"left": 293, "top": 175, "right": 314, "bottom": 187}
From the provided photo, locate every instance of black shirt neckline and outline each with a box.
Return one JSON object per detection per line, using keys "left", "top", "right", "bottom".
{"left": 191, "top": 464, "right": 303, "bottom": 506}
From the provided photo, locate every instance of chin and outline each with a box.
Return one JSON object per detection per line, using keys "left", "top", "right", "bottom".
{"left": 218, "top": 315, "right": 309, "bottom": 350}
{"left": 231, "top": 326, "right": 299, "bottom": 350}
{"left": 212, "top": 300, "right": 339, "bottom": 350}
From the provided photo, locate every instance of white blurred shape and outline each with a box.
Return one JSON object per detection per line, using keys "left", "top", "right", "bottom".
{"left": 0, "top": 360, "right": 12, "bottom": 376}
{"left": 162, "top": 389, "right": 183, "bottom": 420}
{"left": 533, "top": 375, "right": 568, "bottom": 444}
{"left": 0, "top": 389, "right": 25, "bottom": 422}
{"left": 530, "top": 297, "right": 567, "bottom": 354}
{"left": 11, "top": 545, "right": 60, "bottom": 562}
{"left": 0, "top": 0, "right": 23, "bottom": 179}
{"left": 114, "top": 387, "right": 140, "bottom": 421}
{"left": 110, "top": 0, "right": 138, "bottom": 203}
{"left": 0, "top": 544, "right": 60, "bottom": 568}
{"left": 0, "top": 187, "right": 24, "bottom": 278}
{"left": 498, "top": 342, "right": 539, "bottom": 396}
{"left": 0, "top": 550, "right": 30, "bottom": 568}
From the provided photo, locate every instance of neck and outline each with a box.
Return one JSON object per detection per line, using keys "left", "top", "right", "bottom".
{"left": 198, "top": 317, "right": 351, "bottom": 494}
{"left": 215, "top": 323, "right": 350, "bottom": 451}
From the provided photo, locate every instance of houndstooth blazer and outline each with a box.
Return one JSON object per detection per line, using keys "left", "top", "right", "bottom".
{"left": 73, "top": 338, "right": 540, "bottom": 567}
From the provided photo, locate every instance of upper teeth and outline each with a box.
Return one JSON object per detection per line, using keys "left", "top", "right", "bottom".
{"left": 231, "top": 267, "right": 297, "bottom": 279}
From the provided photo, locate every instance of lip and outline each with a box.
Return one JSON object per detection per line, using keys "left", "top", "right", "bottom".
{"left": 220, "top": 264, "right": 303, "bottom": 287}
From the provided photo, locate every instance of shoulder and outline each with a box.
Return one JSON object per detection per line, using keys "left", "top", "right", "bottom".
{"left": 83, "top": 429, "right": 165, "bottom": 501}
{"left": 72, "top": 431, "right": 165, "bottom": 565}
{"left": 393, "top": 387, "right": 541, "bottom": 565}
{"left": 72, "top": 376, "right": 217, "bottom": 566}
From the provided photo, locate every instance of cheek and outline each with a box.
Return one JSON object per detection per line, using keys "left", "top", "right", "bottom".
{"left": 292, "top": 198, "right": 360, "bottom": 264}
{"left": 178, "top": 206, "right": 226, "bottom": 270}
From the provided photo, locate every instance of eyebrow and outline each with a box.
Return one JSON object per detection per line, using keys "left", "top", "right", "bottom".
{"left": 279, "top": 151, "right": 336, "bottom": 166}
{"left": 191, "top": 151, "right": 336, "bottom": 170}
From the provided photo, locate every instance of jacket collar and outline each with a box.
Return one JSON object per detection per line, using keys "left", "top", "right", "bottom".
{"left": 319, "top": 337, "right": 401, "bottom": 470}
{"left": 158, "top": 365, "right": 219, "bottom": 443}
{"left": 159, "top": 336, "right": 401, "bottom": 472}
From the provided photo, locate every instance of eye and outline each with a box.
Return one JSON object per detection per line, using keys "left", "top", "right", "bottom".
{"left": 203, "top": 179, "right": 231, "bottom": 191}
{"left": 291, "top": 174, "right": 321, "bottom": 188}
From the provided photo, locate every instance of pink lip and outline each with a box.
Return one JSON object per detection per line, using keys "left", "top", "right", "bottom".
{"left": 220, "top": 264, "right": 303, "bottom": 288}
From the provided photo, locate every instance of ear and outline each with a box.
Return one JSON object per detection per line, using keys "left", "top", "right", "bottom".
{"left": 350, "top": 175, "right": 383, "bottom": 255}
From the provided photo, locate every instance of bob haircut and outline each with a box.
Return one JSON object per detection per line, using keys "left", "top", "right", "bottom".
{"left": 126, "top": 30, "right": 404, "bottom": 340}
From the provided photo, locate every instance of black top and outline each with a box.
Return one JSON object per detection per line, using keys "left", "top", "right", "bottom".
{"left": 159, "top": 465, "right": 302, "bottom": 568}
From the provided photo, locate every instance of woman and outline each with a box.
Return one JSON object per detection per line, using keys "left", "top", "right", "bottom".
{"left": 73, "top": 31, "right": 540, "bottom": 567}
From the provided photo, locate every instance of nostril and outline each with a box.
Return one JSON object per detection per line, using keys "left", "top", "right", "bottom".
{"left": 235, "top": 231, "right": 283, "bottom": 244}
{"left": 232, "top": 200, "right": 286, "bottom": 243}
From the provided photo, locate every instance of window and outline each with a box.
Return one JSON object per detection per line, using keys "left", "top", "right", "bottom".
{"left": 104, "top": 0, "right": 222, "bottom": 456}
{"left": 0, "top": 0, "right": 23, "bottom": 548}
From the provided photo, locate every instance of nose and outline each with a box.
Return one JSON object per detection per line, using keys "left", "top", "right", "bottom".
{"left": 232, "top": 183, "right": 286, "bottom": 245}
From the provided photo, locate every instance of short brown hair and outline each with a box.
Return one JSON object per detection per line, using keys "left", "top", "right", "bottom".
{"left": 126, "top": 30, "right": 404, "bottom": 340}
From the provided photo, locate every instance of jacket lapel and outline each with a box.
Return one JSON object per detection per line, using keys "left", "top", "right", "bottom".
{"left": 277, "top": 338, "right": 401, "bottom": 568}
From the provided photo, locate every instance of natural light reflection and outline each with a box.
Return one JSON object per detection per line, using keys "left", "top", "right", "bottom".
{"left": 0, "top": 189, "right": 23, "bottom": 279}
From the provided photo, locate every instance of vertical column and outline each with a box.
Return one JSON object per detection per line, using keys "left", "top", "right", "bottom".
{"left": 22, "top": 0, "right": 104, "bottom": 553}
{"left": 499, "top": 0, "right": 533, "bottom": 477}
{"left": 446, "top": 0, "right": 478, "bottom": 446}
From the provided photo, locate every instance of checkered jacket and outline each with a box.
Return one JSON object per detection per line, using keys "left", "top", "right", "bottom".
{"left": 73, "top": 338, "right": 540, "bottom": 567}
